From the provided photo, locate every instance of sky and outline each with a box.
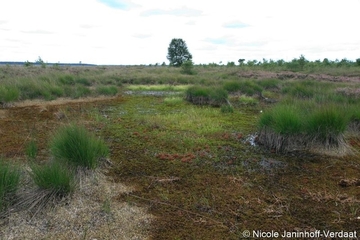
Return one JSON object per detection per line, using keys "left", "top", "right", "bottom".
{"left": 1, "top": 0, "right": 359, "bottom": 65}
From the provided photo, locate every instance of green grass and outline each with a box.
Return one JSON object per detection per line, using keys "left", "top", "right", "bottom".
{"left": 50, "top": 124, "right": 109, "bottom": 169}
{"left": 96, "top": 86, "right": 118, "bottom": 96}
{"left": 304, "top": 105, "right": 349, "bottom": 144}
{"left": 25, "top": 140, "right": 38, "bottom": 160}
{"left": 186, "top": 86, "right": 228, "bottom": 106}
{"left": 0, "top": 160, "right": 20, "bottom": 211}
{"left": 258, "top": 100, "right": 354, "bottom": 151}
{"left": 223, "top": 80, "right": 264, "bottom": 95}
{"left": 259, "top": 104, "right": 302, "bottom": 135}
{"left": 256, "top": 78, "right": 281, "bottom": 89}
{"left": 223, "top": 81, "right": 241, "bottom": 92}
{"left": 220, "top": 105, "right": 234, "bottom": 113}
{"left": 75, "top": 78, "right": 92, "bottom": 86}
{"left": 29, "top": 161, "right": 74, "bottom": 197}
{"left": 237, "top": 95, "right": 259, "bottom": 105}
{"left": 0, "top": 85, "right": 20, "bottom": 103}
{"left": 163, "top": 96, "right": 184, "bottom": 106}
{"left": 58, "top": 75, "right": 75, "bottom": 85}
{"left": 127, "top": 84, "right": 188, "bottom": 92}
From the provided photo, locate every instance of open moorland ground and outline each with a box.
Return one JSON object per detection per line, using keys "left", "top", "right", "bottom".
{"left": 0, "top": 64, "right": 360, "bottom": 239}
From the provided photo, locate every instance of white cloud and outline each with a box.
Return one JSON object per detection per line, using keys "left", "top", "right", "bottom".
{"left": 0, "top": 0, "right": 359, "bottom": 64}
{"left": 141, "top": 6, "right": 202, "bottom": 17}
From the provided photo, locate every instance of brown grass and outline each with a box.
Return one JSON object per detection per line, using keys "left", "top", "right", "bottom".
{"left": 1, "top": 170, "right": 152, "bottom": 239}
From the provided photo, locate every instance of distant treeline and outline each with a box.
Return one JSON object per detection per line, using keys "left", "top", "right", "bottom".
{"left": 202, "top": 55, "right": 360, "bottom": 70}
{"left": 0, "top": 61, "right": 96, "bottom": 66}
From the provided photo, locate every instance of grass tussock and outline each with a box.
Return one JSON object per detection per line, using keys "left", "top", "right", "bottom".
{"left": 96, "top": 86, "right": 118, "bottom": 96}
{"left": 29, "top": 161, "right": 75, "bottom": 198}
{"left": 0, "top": 160, "right": 20, "bottom": 212}
{"left": 50, "top": 124, "right": 109, "bottom": 169}
{"left": 0, "top": 85, "right": 20, "bottom": 103}
{"left": 185, "top": 86, "right": 228, "bottom": 106}
{"left": 257, "top": 101, "right": 352, "bottom": 152}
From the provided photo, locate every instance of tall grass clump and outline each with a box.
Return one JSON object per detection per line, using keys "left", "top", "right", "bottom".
{"left": 256, "top": 79, "right": 281, "bottom": 89}
{"left": 29, "top": 161, "right": 75, "bottom": 198}
{"left": 304, "top": 105, "right": 349, "bottom": 147}
{"left": 0, "top": 85, "right": 20, "bottom": 103}
{"left": 223, "top": 81, "right": 241, "bottom": 93}
{"left": 0, "top": 160, "right": 20, "bottom": 211}
{"left": 50, "top": 124, "right": 109, "bottom": 169}
{"left": 258, "top": 104, "right": 304, "bottom": 152}
{"left": 258, "top": 100, "right": 352, "bottom": 153}
{"left": 25, "top": 140, "right": 38, "bottom": 160}
{"left": 346, "top": 105, "right": 360, "bottom": 134}
{"left": 96, "top": 86, "right": 118, "bottom": 96}
{"left": 238, "top": 80, "right": 263, "bottom": 96}
{"left": 186, "top": 86, "right": 228, "bottom": 106}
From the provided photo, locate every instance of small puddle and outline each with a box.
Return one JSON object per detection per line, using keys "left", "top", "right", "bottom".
{"left": 244, "top": 133, "right": 258, "bottom": 146}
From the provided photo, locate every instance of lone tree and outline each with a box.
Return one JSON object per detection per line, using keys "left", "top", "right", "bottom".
{"left": 167, "top": 38, "right": 192, "bottom": 67}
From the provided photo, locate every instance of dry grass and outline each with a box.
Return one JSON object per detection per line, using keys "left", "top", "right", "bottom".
{"left": 0, "top": 170, "right": 152, "bottom": 239}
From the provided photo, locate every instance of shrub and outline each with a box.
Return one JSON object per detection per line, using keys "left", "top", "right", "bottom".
{"left": 29, "top": 161, "right": 74, "bottom": 197}
{"left": 0, "top": 160, "right": 20, "bottom": 211}
{"left": 180, "top": 60, "right": 195, "bottom": 75}
{"left": 50, "top": 124, "right": 109, "bottom": 169}
{"left": 96, "top": 86, "right": 118, "bottom": 96}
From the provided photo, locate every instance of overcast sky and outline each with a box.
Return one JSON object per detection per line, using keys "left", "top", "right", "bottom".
{"left": 1, "top": 0, "right": 359, "bottom": 65}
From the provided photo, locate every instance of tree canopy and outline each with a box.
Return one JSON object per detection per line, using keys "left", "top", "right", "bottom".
{"left": 167, "top": 38, "right": 192, "bottom": 67}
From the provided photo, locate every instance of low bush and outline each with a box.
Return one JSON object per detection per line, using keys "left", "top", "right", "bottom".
{"left": 181, "top": 60, "right": 195, "bottom": 75}
{"left": 0, "top": 160, "right": 20, "bottom": 211}
{"left": 50, "top": 124, "right": 109, "bottom": 169}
